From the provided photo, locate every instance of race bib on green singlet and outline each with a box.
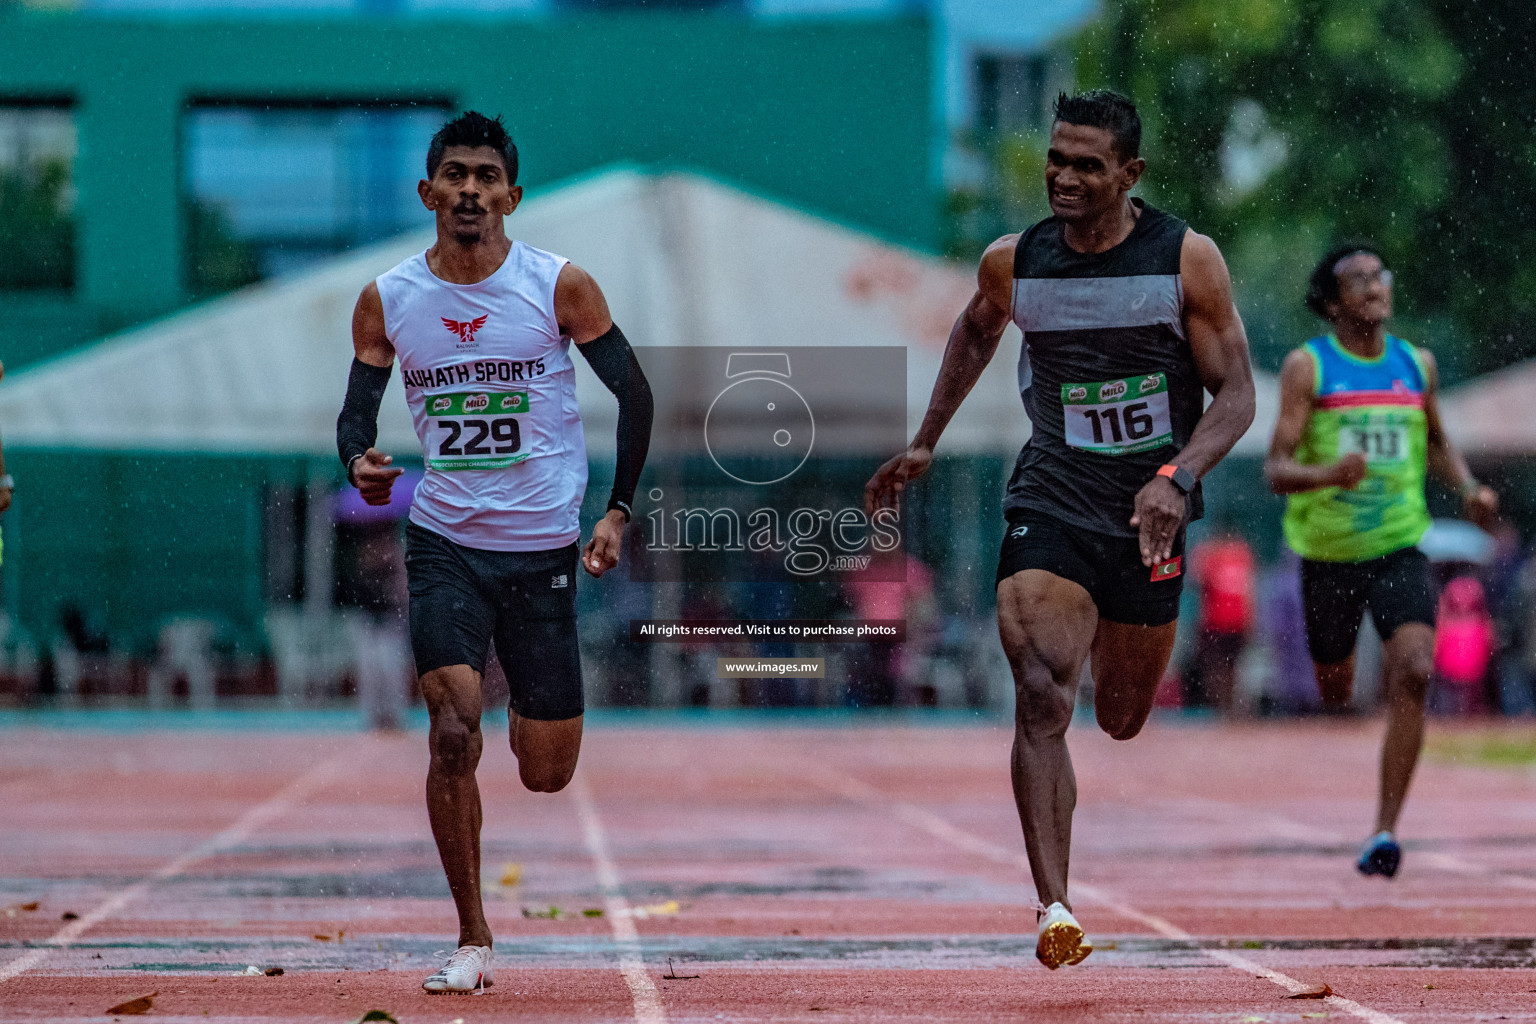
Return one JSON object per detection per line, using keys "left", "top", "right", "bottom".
{"left": 422, "top": 391, "right": 531, "bottom": 470}
{"left": 1336, "top": 412, "right": 1409, "bottom": 465}
{"left": 1061, "top": 373, "right": 1173, "bottom": 456}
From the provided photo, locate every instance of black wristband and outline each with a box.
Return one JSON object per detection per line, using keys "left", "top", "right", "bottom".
{"left": 607, "top": 498, "right": 632, "bottom": 522}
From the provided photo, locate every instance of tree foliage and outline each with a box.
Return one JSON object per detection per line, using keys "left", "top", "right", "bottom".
{"left": 1059, "top": 0, "right": 1536, "bottom": 377}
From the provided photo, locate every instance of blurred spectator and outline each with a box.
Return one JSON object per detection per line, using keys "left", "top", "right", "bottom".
{"left": 1432, "top": 575, "right": 1494, "bottom": 715}
{"left": 1483, "top": 524, "right": 1533, "bottom": 715}
{"left": 337, "top": 524, "right": 411, "bottom": 729}
{"left": 1497, "top": 547, "right": 1536, "bottom": 715}
{"left": 1258, "top": 550, "right": 1318, "bottom": 714}
{"left": 1184, "top": 534, "right": 1255, "bottom": 712}
{"left": 843, "top": 554, "right": 933, "bottom": 707}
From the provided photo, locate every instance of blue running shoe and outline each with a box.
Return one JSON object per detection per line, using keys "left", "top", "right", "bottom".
{"left": 1357, "top": 831, "right": 1401, "bottom": 878}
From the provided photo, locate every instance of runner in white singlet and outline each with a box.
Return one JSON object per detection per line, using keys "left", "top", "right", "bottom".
{"left": 337, "top": 112, "right": 653, "bottom": 995}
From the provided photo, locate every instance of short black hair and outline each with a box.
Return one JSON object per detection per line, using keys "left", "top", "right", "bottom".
{"left": 426, "top": 111, "right": 518, "bottom": 183}
{"left": 1305, "top": 242, "right": 1386, "bottom": 318}
{"left": 1052, "top": 90, "right": 1142, "bottom": 162}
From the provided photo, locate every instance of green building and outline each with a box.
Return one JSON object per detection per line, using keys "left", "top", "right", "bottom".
{"left": 0, "top": 8, "right": 936, "bottom": 664}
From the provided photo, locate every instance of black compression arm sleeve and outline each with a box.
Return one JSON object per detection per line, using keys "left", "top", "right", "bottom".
{"left": 578, "top": 323, "right": 653, "bottom": 520}
{"left": 337, "top": 358, "right": 392, "bottom": 477}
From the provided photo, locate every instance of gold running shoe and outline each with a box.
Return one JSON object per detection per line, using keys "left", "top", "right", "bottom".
{"left": 1035, "top": 902, "right": 1093, "bottom": 969}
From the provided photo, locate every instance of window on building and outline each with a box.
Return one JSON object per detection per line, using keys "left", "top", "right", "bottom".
{"left": 973, "top": 53, "right": 1051, "bottom": 138}
{"left": 183, "top": 102, "right": 450, "bottom": 296}
{"left": 0, "top": 104, "right": 77, "bottom": 291}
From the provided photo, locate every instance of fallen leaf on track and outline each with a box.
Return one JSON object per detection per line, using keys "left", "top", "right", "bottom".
{"left": 242, "top": 965, "right": 264, "bottom": 976}
{"left": 522, "top": 905, "right": 562, "bottom": 919}
{"left": 4, "top": 901, "right": 40, "bottom": 917}
{"left": 499, "top": 863, "right": 521, "bottom": 887}
{"left": 61, "top": 911, "right": 79, "bottom": 920}
{"left": 349, "top": 1012, "right": 399, "bottom": 1024}
{"left": 1285, "top": 983, "right": 1333, "bottom": 999}
{"left": 582, "top": 908, "right": 604, "bottom": 917}
{"left": 631, "top": 900, "right": 680, "bottom": 919}
{"left": 106, "top": 991, "right": 157, "bottom": 1015}
{"left": 264, "top": 967, "right": 284, "bottom": 976}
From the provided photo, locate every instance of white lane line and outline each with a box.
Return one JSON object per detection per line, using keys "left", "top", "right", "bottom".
{"left": 0, "top": 740, "right": 364, "bottom": 985}
{"left": 571, "top": 772, "right": 666, "bottom": 1024}
{"left": 1167, "top": 795, "right": 1536, "bottom": 893}
{"left": 808, "top": 766, "right": 1407, "bottom": 1024}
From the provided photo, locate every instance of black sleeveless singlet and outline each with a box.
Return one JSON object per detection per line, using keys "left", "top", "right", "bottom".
{"left": 1003, "top": 198, "right": 1204, "bottom": 536}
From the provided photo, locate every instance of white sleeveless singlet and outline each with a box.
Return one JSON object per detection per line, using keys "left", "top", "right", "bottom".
{"left": 375, "top": 241, "right": 587, "bottom": 552}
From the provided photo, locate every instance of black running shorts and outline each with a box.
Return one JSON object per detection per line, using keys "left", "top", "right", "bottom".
{"left": 995, "top": 509, "right": 1185, "bottom": 627}
{"left": 1300, "top": 545, "right": 1436, "bottom": 665}
{"left": 405, "top": 521, "right": 584, "bottom": 721}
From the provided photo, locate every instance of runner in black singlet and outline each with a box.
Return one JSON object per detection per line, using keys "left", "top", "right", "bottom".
{"left": 867, "top": 91, "right": 1256, "bottom": 969}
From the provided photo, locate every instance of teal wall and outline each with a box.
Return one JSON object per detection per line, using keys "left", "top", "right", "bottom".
{"left": 0, "top": 450, "right": 315, "bottom": 651}
{"left": 0, "top": 10, "right": 933, "bottom": 368}
{"left": 0, "top": 10, "right": 934, "bottom": 656}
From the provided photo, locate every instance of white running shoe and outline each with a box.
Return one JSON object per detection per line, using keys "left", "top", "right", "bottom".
{"left": 422, "top": 944, "right": 493, "bottom": 994}
{"left": 1035, "top": 902, "right": 1092, "bottom": 970}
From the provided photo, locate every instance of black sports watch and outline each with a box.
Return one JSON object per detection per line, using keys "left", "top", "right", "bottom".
{"left": 1156, "top": 463, "right": 1196, "bottom": 494}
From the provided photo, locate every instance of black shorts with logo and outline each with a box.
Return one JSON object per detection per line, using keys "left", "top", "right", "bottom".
{"left": 405, "top": 521, "right": 584, "bottom": 721}
{"left": 995, "top": 509, "right": 1185, "bottom": 626}
{"left": 1300, "top": 545, "right": 1436, "bottom": 665}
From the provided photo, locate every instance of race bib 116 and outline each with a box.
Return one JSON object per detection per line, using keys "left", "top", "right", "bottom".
{"left": 1061, "top": 373, "right": 1173, "bottom": 456}
{"left": 421, "top": 391, "right": 530, "bottom": 471}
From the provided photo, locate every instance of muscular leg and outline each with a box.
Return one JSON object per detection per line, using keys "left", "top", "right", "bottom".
{"left": 1375, "top": 623, "right": 1433, "bottom": 834}
{"left": 508, "top": 712, "right": 584, "bottom": 793}
{"left": 421, "top": 665, "right": 492, "bottom": 949}
{"left": 998, "top": 570, "right": 1099, "bottom": 910}
{"left": 1313, "top": 655, "right": 1356, "bottom": 710}
{"left": 1091, "top": 619, "right": 1178, "bottom": 741}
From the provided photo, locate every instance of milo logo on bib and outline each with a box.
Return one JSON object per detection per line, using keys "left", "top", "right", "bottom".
{"left": 424, "top": 391, "right": 528, "bottom": 418}
{"left": 1060, "top": 372, "right": 1174, "bottom": 457}
{"left": 419, "top": 390, "right": 532, "bottom": 471}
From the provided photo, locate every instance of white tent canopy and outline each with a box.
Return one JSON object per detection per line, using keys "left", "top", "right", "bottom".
{"left": 0, "top": 165, "right": 1281, "bottom": 460}
{"left": 0, "top": 168, "right": 1037, "bottom": 457}
{"left": 1438, "top": 358, "right": 1536, "bottom": 455}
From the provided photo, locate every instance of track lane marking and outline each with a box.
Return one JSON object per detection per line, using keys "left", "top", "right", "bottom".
{"left": 808, "top": 766, "right": 1407, "bottom": 1024}
{"left": 0, "top": 739, "right": 364, "bottom": 985}
{"left": 572, "top": 772, "right": 666, "bottom": 1024}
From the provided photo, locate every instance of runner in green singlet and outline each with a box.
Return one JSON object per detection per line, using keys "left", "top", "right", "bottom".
{"left": 1266, "top": 244, "right": 1497, "bottom": 878}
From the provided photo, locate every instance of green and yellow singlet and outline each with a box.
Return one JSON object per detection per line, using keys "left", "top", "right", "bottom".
{"left": 1282, "top": 334, "right": 1431, "bottom": 563}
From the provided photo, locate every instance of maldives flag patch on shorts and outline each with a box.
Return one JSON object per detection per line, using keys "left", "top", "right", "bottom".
{"left": 1150, "top": 556, "right": 1182, "bottom": 582}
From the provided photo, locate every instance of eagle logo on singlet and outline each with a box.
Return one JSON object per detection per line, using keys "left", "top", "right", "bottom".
{"left": 441, "top": 315, "right": 488, "bottom": 345}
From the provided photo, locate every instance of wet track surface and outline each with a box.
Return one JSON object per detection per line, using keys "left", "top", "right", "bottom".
{"left": 2, "top": 717, "right": 1535, "bottom": 1021}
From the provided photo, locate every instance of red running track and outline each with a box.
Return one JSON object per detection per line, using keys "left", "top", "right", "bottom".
{"left": 1, "top": 717, "right": 1534, "bottom": 1022}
